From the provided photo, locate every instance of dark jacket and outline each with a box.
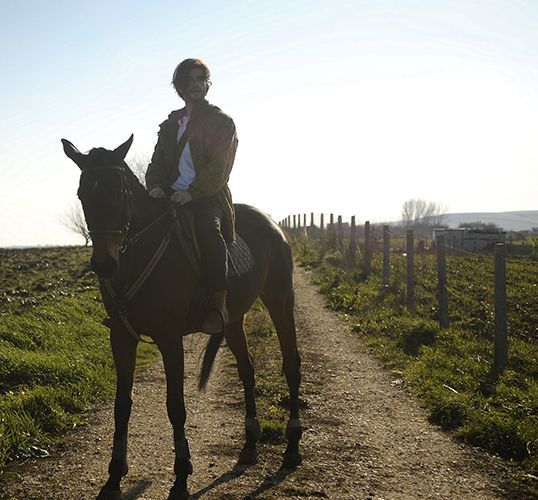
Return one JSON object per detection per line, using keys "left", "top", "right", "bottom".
{"left": 146, "top": 100, "right": 238, "bottom": 243}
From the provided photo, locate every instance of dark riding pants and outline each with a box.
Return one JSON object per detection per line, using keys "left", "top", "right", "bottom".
{"left": 189, "top": 197, "right": 228, "bottom": 292}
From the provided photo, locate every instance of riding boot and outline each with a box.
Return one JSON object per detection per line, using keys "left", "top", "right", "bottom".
{"left": 201, "top": 290, "right": 228, "bottom": 334}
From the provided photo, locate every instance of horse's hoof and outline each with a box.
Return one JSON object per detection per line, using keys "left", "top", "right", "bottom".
{"left": 282, "top": 451, "right": 302, "bottom": 469}
{"left": 238, "top": 447, "right": 258, "bottom": 465}
{"left": 96, "top": 487, "right": 124, "bottom": 500}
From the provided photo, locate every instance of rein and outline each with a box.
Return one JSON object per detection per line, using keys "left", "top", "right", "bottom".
{"left": 103, "top": 223, "right": 173, "bottom": 344}
{"left": 120, "top": 207, "right": 173, "bottom": 252}
{"left": 85, "top": 164, "right": 176, "bottom": 344}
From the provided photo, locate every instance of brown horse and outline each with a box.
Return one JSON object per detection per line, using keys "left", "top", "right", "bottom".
{"left": 62, "top": 135, "right": 302, "bottom": 499}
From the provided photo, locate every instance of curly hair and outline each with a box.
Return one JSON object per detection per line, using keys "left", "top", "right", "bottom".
{"left": 171, "top": 59, "right": 212, "bottom": 98}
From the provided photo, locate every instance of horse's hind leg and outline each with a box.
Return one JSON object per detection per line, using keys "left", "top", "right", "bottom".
{"left": 226, "top": 315, "right": 262, "bottom": 464}
{"left": 98, "top": 329, "right": 138, "bottom": 499}
{"left": 261, "top": 286, "right": 303, "bottom": 468}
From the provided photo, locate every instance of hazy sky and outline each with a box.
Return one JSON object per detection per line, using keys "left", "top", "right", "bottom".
{"left": 1, "top": 0, "right": 537, "bottom": 246}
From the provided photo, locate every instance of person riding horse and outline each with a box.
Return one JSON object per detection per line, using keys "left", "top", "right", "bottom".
{"left": 146, "top": 58, "right": 238, "bottom": 334}
{"left": 62, "top": 61, "right": 302, "bottom": 498}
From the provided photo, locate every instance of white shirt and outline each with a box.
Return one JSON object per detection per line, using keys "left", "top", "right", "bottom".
{"left": 170, "top": 115, "right": 197, "bottom": 191}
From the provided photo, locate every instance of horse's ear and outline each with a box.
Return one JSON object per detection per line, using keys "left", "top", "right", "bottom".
{"left": 113, "top": 134, "right": 134, "bottom": 164}
{"left": 61, "top": 139, "right": 87, "bottom": 169}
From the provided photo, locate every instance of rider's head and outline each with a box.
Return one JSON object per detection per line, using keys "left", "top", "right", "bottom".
{"left": 172, "top": 59, "right": 212, "bottom": 100}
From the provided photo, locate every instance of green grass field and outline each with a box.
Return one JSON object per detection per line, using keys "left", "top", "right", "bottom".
{"left": 294, "top": 238, "right": 537, "bottom": 484}
{"left": 0, "top": 247, "right": 157, "bottom": 470}
{"left": 0, "top": 246, "right": 296, "bottom": 477}
{"left": 1, "top": 242, "right": 535, "bottom": 493}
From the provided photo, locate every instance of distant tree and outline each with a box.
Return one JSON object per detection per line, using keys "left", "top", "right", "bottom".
{"left": 61, "top": 203, "right": 90, "bottom": 246}
{"left": 429, "top": 202, "right": 448, "bottom": 227}
{"left": 128, "top": 154, "right": 149, "bottom": 187}
{"left": 401, "top": 199, "right": 448, "bottom": 236}
{"left": 401, "top": 199, "right": 419, "bottom": 227}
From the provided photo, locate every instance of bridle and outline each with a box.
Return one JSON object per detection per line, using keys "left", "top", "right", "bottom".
{"left": 79, "top": 164, "right": 172, "bottom": 253}
{"left": 79, "top": 165, "right": 133, "bottom": 251}
{"left": 79, "top": 162, "right": 175, "bottom": 344}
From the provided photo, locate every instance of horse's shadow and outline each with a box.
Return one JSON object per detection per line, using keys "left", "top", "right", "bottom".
{"left": 243, "top": 466, "right": 296, "bottom": 498}
{"left": 122, "top": 480, "right": 152, "bottom": 499}
{"left": 191, "top": 462, "right": 296, "bottom": 499}
{"left": 191, "top": 463, "right": 250, "bottom": 498}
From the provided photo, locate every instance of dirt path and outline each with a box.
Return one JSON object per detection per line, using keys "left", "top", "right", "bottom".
{"left": 1, "top": 266, "right": 522, "bottom": 499}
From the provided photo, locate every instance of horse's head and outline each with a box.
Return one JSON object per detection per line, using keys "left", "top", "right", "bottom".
{"left": 62, "top": 135, "right": 134, "bottom": 279}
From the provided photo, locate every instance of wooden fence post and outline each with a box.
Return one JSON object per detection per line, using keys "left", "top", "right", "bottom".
{"left": 287, "top": 215, "right": 291, "bottom": 228}
{"left": 303, "top": 213, "right": 307, "bottom": 228}
{"left": 337, "top": 215, "right": 343, "bottom": 252}
{"left": 383, "top": 225, "right": 390, "bottom": 288}
{"left": 494, "top": 243, "right": 508, "bottom": 372}
{"left": 364, "top": 221, "right": 372, "bottom": 276}
{"left": 329, "top": 213, "right": 336, "bottom": 248}
{"left": 350, "top": 216, "right": 357, "bottom": 263}
{"left": 436, "top": 235, "right": 449, "bottom": 328}
{"left": 293, "top": 214, "right": 296, "bottom": 229}
{"left": 406, "top": 229, "right": 415, "bottom": 310}
{"left": 297, "top": 214, "right": 301, "bottom": 228}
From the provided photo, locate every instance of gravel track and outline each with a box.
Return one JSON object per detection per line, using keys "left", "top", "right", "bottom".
{"left": 0, "top": 266, "right": 522, "bottom": 499}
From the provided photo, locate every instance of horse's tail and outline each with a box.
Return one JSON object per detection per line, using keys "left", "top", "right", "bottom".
{"left": 198, "top": 333, "right": 224, "bottom": 390}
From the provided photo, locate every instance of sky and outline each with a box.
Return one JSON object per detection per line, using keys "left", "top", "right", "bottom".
{"left": 1, "top": 0, "right": 537, "bottom": 246}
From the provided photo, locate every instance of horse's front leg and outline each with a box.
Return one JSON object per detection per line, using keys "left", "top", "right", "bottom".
{"left": 159, "top": 335, "right": 192, "bottom": 500}
{"left": 98, "top": 328, "right": 138, "bottom": 499}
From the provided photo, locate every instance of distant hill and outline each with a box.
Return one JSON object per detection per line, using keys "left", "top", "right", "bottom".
{"left": 443, "top": 210, "right": 538, "bottom": 232}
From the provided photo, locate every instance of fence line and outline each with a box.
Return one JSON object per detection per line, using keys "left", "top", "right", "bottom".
{"left": 281, "top": 213, "right": 517, "bottom": 374}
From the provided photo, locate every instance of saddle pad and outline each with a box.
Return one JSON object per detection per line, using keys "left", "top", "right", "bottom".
{"left": 227, "top": 235, "right": 254, "bottom": 277}
{"left": 172, "top": 208, "right": 254, "bottom": 278}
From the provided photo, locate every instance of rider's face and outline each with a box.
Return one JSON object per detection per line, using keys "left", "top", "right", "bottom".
{"left": 183, "top": 68, "right": 209, "bottom": 102}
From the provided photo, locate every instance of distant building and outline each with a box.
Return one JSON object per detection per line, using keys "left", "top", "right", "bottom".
{"left": 433, "top": 228, "right": 505, "bottom": 251}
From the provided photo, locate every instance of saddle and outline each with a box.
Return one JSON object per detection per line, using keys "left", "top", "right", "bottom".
{"left": 171, "top": 207, "right": 254, "bottom": 278}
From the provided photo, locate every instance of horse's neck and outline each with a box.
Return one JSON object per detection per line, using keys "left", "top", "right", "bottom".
{"left": 114, "top": 187, "right": 174, "bottom": 284}
{"left": 130, "top": 185, "right": 164, "bottom": 231}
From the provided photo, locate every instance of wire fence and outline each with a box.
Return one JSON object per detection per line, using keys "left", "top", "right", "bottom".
{"left": 280, "top": 213, "right": 538, "bottom": 374}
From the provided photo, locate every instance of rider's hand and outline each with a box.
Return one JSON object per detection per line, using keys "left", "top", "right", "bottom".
{"left": 149, "top": 187, "right": 166, "bottom": 199}
{"left": 170, "top": 190, "right": 192, "bottom": 206}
